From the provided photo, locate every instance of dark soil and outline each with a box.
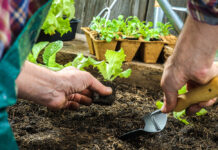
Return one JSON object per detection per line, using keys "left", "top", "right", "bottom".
{"left": 7, "top": 83, "right": 218, "bottom": 150}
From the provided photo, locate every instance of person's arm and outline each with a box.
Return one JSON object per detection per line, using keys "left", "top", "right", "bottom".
{"left": 161, "top": 15, "right": 218, "bottom": 114}
{"left": 16, "top": 61, "right": 112, "bottom": 110}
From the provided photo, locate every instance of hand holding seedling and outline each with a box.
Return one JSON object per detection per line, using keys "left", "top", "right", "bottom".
{"left": 161, "top": 16, "right": 218, "bottom": 115}
{"left": 16, "top": 61, "right": 112, "bottom": 110}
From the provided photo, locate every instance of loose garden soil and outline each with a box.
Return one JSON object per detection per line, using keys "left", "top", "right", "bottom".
{"left": 7, "top": 82, "right": 218, "bottom": 150}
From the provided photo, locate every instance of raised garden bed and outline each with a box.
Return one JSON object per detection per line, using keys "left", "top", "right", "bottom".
{"left": 7, "top": 34, "right": 218, "bottom": 149}
{"left": 8, "top": 83, "right": 218, "bottom": 150}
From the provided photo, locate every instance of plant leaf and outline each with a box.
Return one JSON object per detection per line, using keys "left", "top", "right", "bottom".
{"left": 196, "top": 108, "right": 208, "bottom": 116}
{"left": 43, "top": 41, "right": 63, "bottom": 65}
{"left": 32, "top": 41, "right": 49, "bottom": 60}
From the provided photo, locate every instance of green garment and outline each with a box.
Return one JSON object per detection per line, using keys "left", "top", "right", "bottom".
{"left": 0, "top": 1, "right": 52, "bottom": 149}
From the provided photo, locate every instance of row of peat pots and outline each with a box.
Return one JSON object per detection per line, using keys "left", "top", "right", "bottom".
{"left": 82, "top": 27, "right": 177, "bottom": 63}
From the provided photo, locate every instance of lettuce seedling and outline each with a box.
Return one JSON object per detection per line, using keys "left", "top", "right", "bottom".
{"left": 70, "top": 49, "right": 132, "bottom": 81}
{"left": 94, "top": 49, "right": 132, "bottom": 81}
{"left": 157, "top": 22, "right": 173, "bottom": 36}
{"left": 156, "top": 85, "right": 207, "bottom": 125}
{"left": 27, "top": 41, "right": 49, "bottom": 63}
{"left": 90, "top": 17, "right": 119, "bottom": 42}
{"left": 27, "top": 41, "right": 64, "bottom": 71}
{"left": 42, "top": 0, "right": 75, "bottom": 36}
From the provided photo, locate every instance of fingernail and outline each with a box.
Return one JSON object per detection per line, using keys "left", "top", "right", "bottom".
{"left": 106, "top": 87, "right": 112, "bottom": 93}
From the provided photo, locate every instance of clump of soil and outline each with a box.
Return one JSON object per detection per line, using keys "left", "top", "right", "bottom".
{"left": 92, "top": 81, "right": 116, "bottom": 105}
{"left": 8, "top": 83, "right": 218, "bottom": 150}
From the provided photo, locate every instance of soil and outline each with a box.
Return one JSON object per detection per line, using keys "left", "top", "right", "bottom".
{"left": 92, "top": 81, "right": 116, "bottom": 105}
{"left": 7, "top": 83, "right": 218, "bottom": 150}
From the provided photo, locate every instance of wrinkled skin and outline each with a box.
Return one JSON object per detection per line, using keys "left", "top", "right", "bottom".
{"left": 161, "top": 16, "right": 218, "bottom": 115}
{"left": 16, "top": 61, "right": 112, "bottom": 110}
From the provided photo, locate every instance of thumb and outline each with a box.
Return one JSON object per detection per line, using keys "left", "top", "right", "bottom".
{"left": 89, "top": 77, "right": 112, "bottom": 96}
{"left": 161, "top": 90, "right": 178, "bottom": 113}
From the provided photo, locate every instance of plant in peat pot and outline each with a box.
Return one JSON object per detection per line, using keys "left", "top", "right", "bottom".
{"left": 66, "top": 49, "right": 132, "bottom": 105}
{"left": 38, "top": 0, "right": 80, "bottom": 42}
{"left": 139, "top": 22, "right": 172, "bottom": 63}
{"left": 89, "top": 16, "right": 119, "bottom": 60}
{"left": 113, "top": 15, "right": 142, "bottom": 61}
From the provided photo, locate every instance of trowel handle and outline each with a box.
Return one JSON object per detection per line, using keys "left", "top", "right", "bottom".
{"left": 174, "top": 76, "right": 218, "bottom": 112}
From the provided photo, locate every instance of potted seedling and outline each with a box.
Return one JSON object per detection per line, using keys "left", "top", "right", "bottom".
{"left": 139, "top": 22, "right": 167, "bottom": 63}
{"left": 89, "top": 17, "right": 119, "bottom": 61}
{"left": 81, "top": 27, "right": 95, "bottom": 55}
{"left": 158, "top": 22, "right": 177, "bottom": 49}
{"left": 67, "top": 48, "right": 132, "bottom": 105}
{"left": 38, "top": 0, "right": 80, "bottom": 42}
{"left": 115, "top": 15, "right": 142, "bottom": 62}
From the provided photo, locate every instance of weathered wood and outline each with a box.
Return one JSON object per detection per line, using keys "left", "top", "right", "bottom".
{"left": 56, "top": 34, "right": 163, "bottom": 92}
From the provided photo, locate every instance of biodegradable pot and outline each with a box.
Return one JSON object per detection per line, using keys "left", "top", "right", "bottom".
{"left": 38, "top": 19, "right": 80, "bottom": 42}
{"left": 139, "top": 37, "right": 165, "bottom": 63}
{"left": 163, "top": 45, "right": 174, "bottom": 62}
{"left": 81, "top": 27, "right": 95, "bottom": 55}
{"left": 91, "top": 34, "right": 118, "bottom": 61}
{"left": 161, "top": 34, "right": 177, "bottom": 49}
{"left": 118, "top": 37, "right": 141, "bottom": 62}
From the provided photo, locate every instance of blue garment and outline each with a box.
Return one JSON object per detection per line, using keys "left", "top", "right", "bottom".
{"left": 0, "top": 1, "right": 52, "bottom": 149}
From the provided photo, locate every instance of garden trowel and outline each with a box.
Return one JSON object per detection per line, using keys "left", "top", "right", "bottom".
{"left": 120, "top": 76, "right": 218, "bottom": 140}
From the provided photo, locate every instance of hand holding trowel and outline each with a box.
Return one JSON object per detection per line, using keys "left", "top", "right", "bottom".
{"left": 120, "top": 76, "right": 218, "bottom": 140}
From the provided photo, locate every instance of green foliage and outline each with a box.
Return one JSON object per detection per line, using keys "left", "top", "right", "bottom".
{"left": 196, "top": 108, "right": 208, "bottom": 116}
{"left": 90, "top": 15, "right": 173, "bottom": 42}
{"left": 121, "top": 16, "right": 144, "bottom": 38}
{"left": 42, "top": 0, "right": 75, "bottom": 36}
{"left": 70, "top": 49, "right": 132, "bottom": 81}
{"left": 157, "top": 22, "right": 173, "bottom": 36}
{"left": 94, "top": 49, "right": 132, "bottom": 81}
{"left": 178, "top": 85, "right": 187, "bottom": 95}
{"left": 27, "top": 41, "right": 64, "bottom": 71}
{"left": 90, "top": 16, "right": 119, "bottom": 42}
{"left": 42, "top": 41, "right": 64, "bottom": 70}
{"left": 155, "top": 85, "right": 208, "bottom": 125}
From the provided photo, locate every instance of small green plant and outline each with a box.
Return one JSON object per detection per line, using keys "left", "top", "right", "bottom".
{"left": 121, "top": 16, "right": 144, "bottom": 38}
{"left": 90, "top": 17, "right": 119, "bottom": 42}
{"left": 69, "top": 49, "right": 132, "bottom": 81}
{"left": 156, "top": 85, "right": 208, "bottom": 125}
{"left": 27, "top": 41, "right": 64, "bottom": 71}
{"left": 157, "top": 22, "right": 173, "bottom": 36}
{"left": 42, "top": 0, "right": 75, "bottom": 36}
{"left": 139, "top": 22, "right": 172, "bottom": 41}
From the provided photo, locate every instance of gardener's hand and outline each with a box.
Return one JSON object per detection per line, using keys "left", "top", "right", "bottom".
{"left": 16, "top": 61, "right": 112, "bottom": 110}
{"left": 160, "top": 16, "right": 218, "bottom": 115}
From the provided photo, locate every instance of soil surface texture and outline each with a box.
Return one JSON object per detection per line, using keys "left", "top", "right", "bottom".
{"left": 8, "top": 83, "right": 218, "bottom": 150}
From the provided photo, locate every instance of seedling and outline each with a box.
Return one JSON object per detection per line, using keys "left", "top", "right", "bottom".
{"left": 27, "top": 41, "right": 64, "bottom": 71}
{"left": 42, "top": 0, "right": 75, "bottom": 36}
{"left": 70, "top": 49, "right": 132, "bottom": 105}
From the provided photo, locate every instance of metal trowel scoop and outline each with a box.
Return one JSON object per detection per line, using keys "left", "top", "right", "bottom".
{"left": 120, "top": 110, "right": 167, "bottom": 140}
{"left": 120, "top": 77, "right": 218, "bottom": 140}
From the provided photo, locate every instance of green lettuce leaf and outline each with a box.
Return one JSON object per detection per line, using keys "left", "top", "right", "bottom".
{"left": 95, "top": 49, "right": 132, "bottom": 81}
{"left": 42, "top": 0, "right": 75, "bottom": 36}
{"left": 42, "top": 41, "right": 63, "bottom": 68}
